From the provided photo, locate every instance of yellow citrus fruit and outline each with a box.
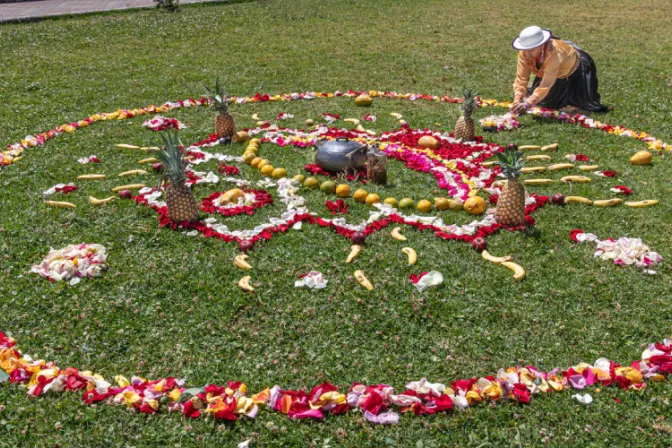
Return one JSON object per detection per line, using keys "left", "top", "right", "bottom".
{"left": 303, "top": 177, "right": 319, "bottom": 189}
{"left": 245, "top": 146, "right": 259, "bottom": 155}
{"left": 464, "top": 196, "right": 486, "bottom": 215}
{"left": 250, "top": 157, "right": 262, "bottom": 168}
{"left": 249, "top": 138, "right": 260, "bottom": 145}
{"left": 336, "top": 184, "right": 351, "bottom": 197}
{"left": 320, "top": 181, "right": 337, "bottom": 194}
{"left": 448, "top": 199, "right": 464, "bottom": 211}
{"left": 434, "top": 197, "right": 450, "bottom": 211}
{"left": 355, "top": 94, "right": 373, "bottom": 107}
{"left": 258, "top": 159, "right": 271, "bottom": 170}
{"left": 260, "top": 165, "right": 274, "bottom": 176}
{"left": 222, "top": 188, "right": 245, "bottom": 205}
{"left": 243, "top": 153, "right": 256, "bottom": 164}
{"left": 365, "top": 193, "right": 381, "bottom": 206}
{"left": 293, "top": 174, "right": 305, "bottom": 183}
{"left": 271, "top": 168, "right": 287, "bottom": 179}
{"left": 399, "top": 198, "right": 414, "bottom": 209}
{"left": 384, "top": 197, "right": 398, "bottom": 208}
{"left": 417, "top": 200, "right": 432, "bottom": 213}
{"left": 353, "top": 189, "right": 368, "bottom": 203}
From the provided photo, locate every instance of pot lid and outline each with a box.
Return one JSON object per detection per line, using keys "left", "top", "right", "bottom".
{"left": 316, "top": 137, "right": 366, "bottom": 152}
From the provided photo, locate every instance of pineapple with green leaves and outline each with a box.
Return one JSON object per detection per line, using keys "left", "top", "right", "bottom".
{"left": 156, "top": 131, "right": 200, "bottom": 223}
{"left": 495, "top": 145, "right": 526, "bottom": 226}
{"left": 204, "top": 78, "right": 235, "bottom": 139}
{"left": 454, "top": 89, "right": 477, "bottom": 141}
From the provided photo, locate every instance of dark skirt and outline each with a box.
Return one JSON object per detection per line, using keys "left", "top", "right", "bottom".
{"left": 528, "top": 49, "right": 608, "bottom": 112}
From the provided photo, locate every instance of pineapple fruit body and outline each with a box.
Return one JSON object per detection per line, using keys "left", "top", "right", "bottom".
{"left": 215, "top": 112, "right": 235, "bottom": 139}
{"left": 454, "top": 116, "right": 474, "bottom": 141}
{"left": 166, "top": 183, "right": 200, "bottom": 223}
{"left": 495, "top": 179, "right": 526, "bottom": 226}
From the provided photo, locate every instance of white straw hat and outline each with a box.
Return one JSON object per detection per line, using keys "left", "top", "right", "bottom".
{"left": 512, "top": 26, "right": 551, "bottom": 50}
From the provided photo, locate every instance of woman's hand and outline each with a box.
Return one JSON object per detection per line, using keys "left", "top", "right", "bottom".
{"left": 511, "top": 102, "right": 528, "bottom": 115}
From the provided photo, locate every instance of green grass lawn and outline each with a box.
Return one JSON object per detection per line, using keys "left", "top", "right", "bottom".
{"left": 1, "top": 0, "right": 672, "bottom": 446}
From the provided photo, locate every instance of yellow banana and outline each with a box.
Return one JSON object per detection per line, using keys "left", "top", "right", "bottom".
{"left": 524, "top": 179, "right": 554, "bottom": 185}
{"left": 390, "top": 227, "right": 407, "bottom": 241}
{"left": 593, "top": 198, "right": 622, "bottom": 207}
{"left": 119, "top": 169, "right": 147, "bottom": 177}
{"left": 346, "top": 245, "right": 361, "bottom": 263}
{"left": 344, "top": 118, "right": 360, "bottom": 125}
{"left": 365, "top": 129, "right": 377, "bottom": 136}
{"left": 89, "top": 196, "right": 115, "bottom": 205}
{"left": 77, "top": 174, "right": 106, "bottom": 180}
{"left": 45, "top": 200, "right": 76, "bottom": 209}
{"left": 525, "top": 155, "right": 552, "bottom": 161}
{"left": 624, "top": 200, "right": 658, "bottom": 208}
{"left": 111, "top": 184, "right": 145, "bottom": 192}
{"left": 481, "top": 250, "right": 512, "bottom": 264}
{"left": 354, "top": 270, "right": 373, "bottom": 291}
{"left": 356, "top": 124, "right": 366, "bottom": 132}
{"left": 251, "top": 113, "right": 260, "bottom": 120}
{"left": 481, "top": 161, "right": 497, "bottom": 167}
{"left": 519, "top": 145, "right": 541, "bottom": 150}
{"left": 547, "top": 163, "right": 575, "bottom": 171}
{"left": 233, "top": 254, "right": 253, "bottom": 271}
{"left": 390, "top": 113, "right": 403, "bottom": 119}
{"left": 401, "top": 247, "right": 417, "bottom": 265}
{"left": 578, "top": 165, "right": 599, "bottom": 171}
{"left": 501, "top": 261, "right": 526, "bottom": 281}
{"left": 541, "top": 143, "right": 559, "bottom": 151}
{"left": 561, "top": 175, "right": 591, "bottom": 183}
{"left": 238, "top": 276, "right": 254, "bottom": 292}
{"left": 138, "top": 157, "right": 160, "bottom": 164}
{"left": 521, "top": 166, "right": 546, "bottom": 173}
{"left": 116, "top": 144, "right": 139, "bottom": 149}
{"left": 565, "top": 196, "right": 593, "bottom": 205}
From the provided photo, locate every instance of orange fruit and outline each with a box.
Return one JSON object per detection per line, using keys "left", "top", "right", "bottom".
{"left": 353, "top": 189, "right": 368, "bottom": 203}
{"left": 399, "top": 198, "right": 414, "bottom": 209}
{"left": 418, "top": 136, "right": 439, "bottom": 149}
{"left": 365, "top": 193, "right": 381, "bottom": 206}
{"left": 336, "top": 184, "right": 351, "bottom": 197}
{"left": 417, "top": 200, "right": 432, "bottom": 213}
{"left": 250, "top": 157, "right": 262, "bottom": 168}
{"left": 293, "top": 174, "right": 305, "bottom": 183}
{"left": 258, "top": 159, "right": 271, "bottom": 170}
{"left": 434, "top": 197, "right": 450, "bottom": 211}
{"left": 245, "top": 146, "right": 259, "bottom": 155}
{"left": 303, "top": 177, "right": 319, "bottom": 189}
{"left": 243, "top": 152, "right": 256, "bottom": 164}
{"left": 464, "top": 196, "right": 486, "bottom": 215}
{"left": 271, "top": 168, "right": 287, "bottom": 179}
{"left": 260, "top": 165, "right": 274, "bottom": 176}
{"left": 383, "top": 197, "right": 398, "bottom": 208}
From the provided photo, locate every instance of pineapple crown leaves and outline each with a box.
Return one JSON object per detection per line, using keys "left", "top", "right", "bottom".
{"left": 461, "top": 88, "right": 478, "bottom": 117}
{"left": 156, "top": 130, "right": 188, "bottom": 187}
{"left": 495, "top": 146, "right": 524, "bottom": 179}
{"left": 203, "top": 77, "right": 229, "bottom": 113}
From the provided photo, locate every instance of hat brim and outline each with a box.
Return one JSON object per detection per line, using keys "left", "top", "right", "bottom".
{"left": 512, "top": 29, "right": 551, "bottom": 50}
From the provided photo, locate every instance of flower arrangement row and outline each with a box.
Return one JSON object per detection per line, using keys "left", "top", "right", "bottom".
{"left": 2, "top": 331, "right": 670, "bottom": 424}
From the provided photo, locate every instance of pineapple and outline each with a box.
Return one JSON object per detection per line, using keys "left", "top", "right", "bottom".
{"left": 454, "top": 89, "right": 477, "bottom": 141}
{"left": 204, "top": 78, "right": 235, "bottom": 139}
{"left": 495, "top": 145, "right": 527, "bottom": 226}
{"left": 156, "top": 131, "right": 200, "bottom": 223}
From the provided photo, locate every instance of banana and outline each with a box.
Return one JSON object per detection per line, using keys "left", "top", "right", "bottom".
{"left": 401, "top": 247, "right": 417, "bottom": 265}
{"left": 399, "top": 120, "right": 408, "bottom": 126}
{"left": 561, "top": 175, "right": 591, "bottom": 183}
{"left": 366, "top": 129, "right": 377, "bottom": 136}
{"left": 77, "top": 174, "right": 106, "bottom": 180}
{"left": 111, "top": 184, "right": 145, "bottom": 192}
{"left": 119, "top": 169, "right": 147, "bottom": 177}
{"left": 501, "top": 261, "right": 526, "bottom": 281}
{"left": 519, "top": 145, "right": 541, "bottom": 150}
{"left": 356, "top": 124, "right": 366, "bottom": 132}
{"left": 390, "top": 113, "right": 403, "bottom": 119}
{"left": 238, "top": 275, "right": 254, "bottom": 292}
{"left": 624, "top": 200, "right": 659, "bottom": 208}
{"left": 305, "top": 119, "right": 314, "bottom": 125}
{"left": 89, "top": 196, "right": 115, "bottom": 205}
{"left": 251, "top": 113, "right": 260, "bottom": 120}
{"left": 116, "top": 144, "right": 139, "bottom": 149}
{"left": 45, "top": 200, "right": 76, "bottom": 209}
{"left": 344, "top": 118, "right": 360, "bottom": 125}
{"left": 541, "top": 143, "right": 559, "bottom": 151}
{"left": 547, "top": 163, "right": 575, "bottom": 171}
{"left": 256, "top": 121, "right": 267, "bottom": 126}
{"left": 481, "top": 250, "right": 512, "bottom": 264}
{"left": 233, "top": 254, "right": 253, "bottom": 271}
{"left": 578, "top": 165, "right": 599, "bottom": 171}
{"left": 593, "top": 198, "right": 622, "bottom": 207}
{"left": 525, "top": 155, "right": 552, "bottom": 161}
{"left": 346, "top": 245, "right": 362, "bottom": 263}
{"left": 524, "top": 179, "right": 554, "bottom": 185}
{"left": 354, "top": 270, "right": 373, "bottom": 291}
{"left": 481, "top": 161, "right": 497, "bottom": 167}
{"left": 521, "top": 166, "right": 546, "bottom": 173}
{"left": 565, "top": 196, "right": 593, "bottom": 205}
{"left": 138, "top": 157, "right": 160, "bottom": 164}
{"left": 390, "top": 227, "right": 407, "bottom": 241}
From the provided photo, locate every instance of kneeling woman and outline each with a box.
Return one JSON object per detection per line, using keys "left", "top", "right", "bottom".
{"left": 510, "top": 26, "right": 608, "bottom": 115}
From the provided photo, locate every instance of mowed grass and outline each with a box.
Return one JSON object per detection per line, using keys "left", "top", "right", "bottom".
{"left": 1, "top": 0, "right": 672, "bottom": 446}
